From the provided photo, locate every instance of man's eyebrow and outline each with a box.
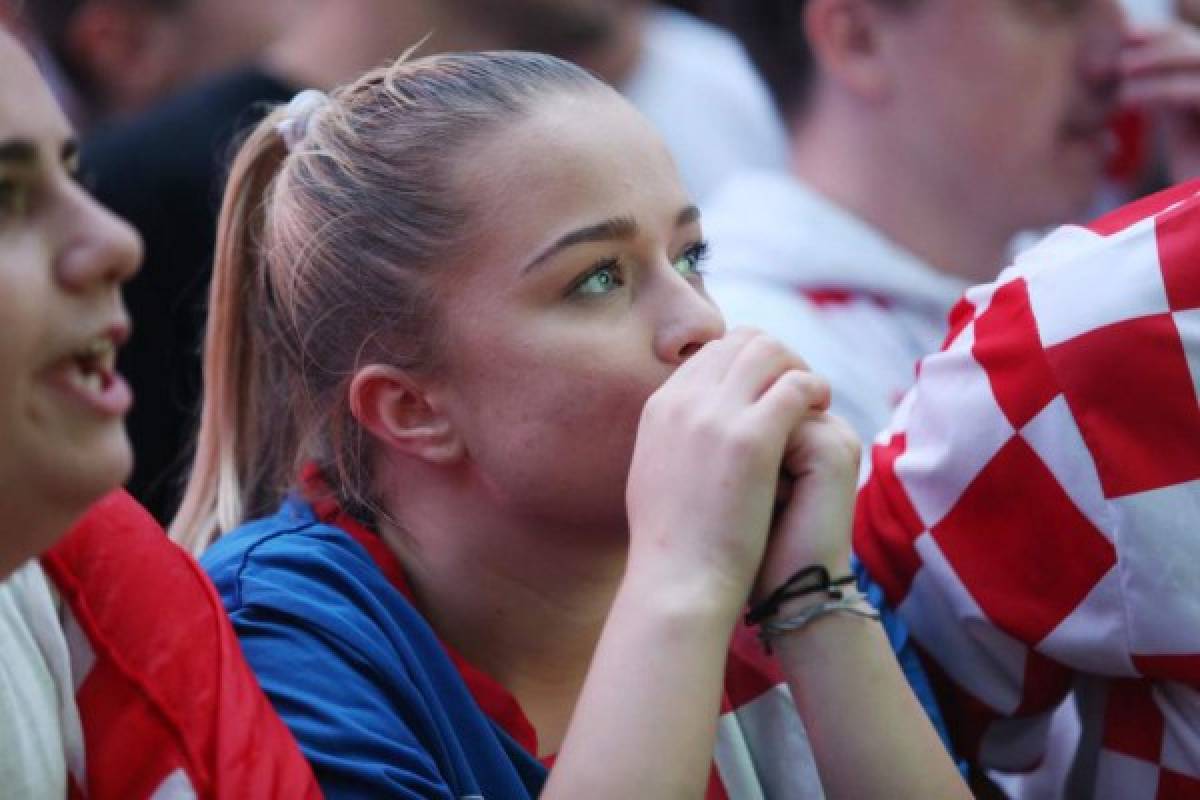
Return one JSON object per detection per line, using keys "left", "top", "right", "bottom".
{"left": 522, "top": 204, "right": 702, "bottom": 275}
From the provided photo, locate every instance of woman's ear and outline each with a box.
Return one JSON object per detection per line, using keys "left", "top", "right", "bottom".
{"left": 349, "top": 365, "right": 465, "bottom": 465}
{"left": 805, "top": 0, "right": 893, "bottom": 102}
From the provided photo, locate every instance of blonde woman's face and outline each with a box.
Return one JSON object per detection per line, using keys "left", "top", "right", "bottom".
{"left": 431, "top": 89, "right": 724, "bottom": 535}
{"left": 0, "top": 33, "right": 141, "bottom": 561}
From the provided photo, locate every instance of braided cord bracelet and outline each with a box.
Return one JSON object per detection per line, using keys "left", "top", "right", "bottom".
{"left": 756, "top": 592, "right": 881, "bottom": 653}
{"left": 746, "top": 564, "right": 881, "bottom": 653}
{"left": 744, "top": 564, "right": 857, "bottom": 626}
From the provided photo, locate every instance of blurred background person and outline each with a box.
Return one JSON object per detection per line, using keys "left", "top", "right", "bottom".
{"left": 1093, "top": 0, "right": 1200, "bottom": 209}
{"left": 702, "top": 0, "right": 1200, "bottom": 796}
{"left": 80, "top": 0, "right": 787, "bottom": 523}
{"left": 14, "top": 0, "right": 300, "bottom": 131}
{"left": 703, "top": 0, "right": 1148, "bottom": 445}
{"left": 0, "top": 30, "right": 321, "bottom": 796}
{"left": 0, "top": 1, "right": 22, "bottom": 29}
{"left": 447, "top": 0, "right": 789, "bottom": 200}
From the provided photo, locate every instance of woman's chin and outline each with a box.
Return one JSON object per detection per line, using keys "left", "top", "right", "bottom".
{"left": 50, "top": 433, "right": 134, "bottom": 514}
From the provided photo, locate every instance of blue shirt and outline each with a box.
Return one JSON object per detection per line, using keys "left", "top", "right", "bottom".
{"left": 204, "top": 496, "right": 960, "bottom": 798}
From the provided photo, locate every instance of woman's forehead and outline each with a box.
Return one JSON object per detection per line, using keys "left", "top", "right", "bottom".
{"left": 449, "top": 91, "right": 688, "bottom": 271}
{"left": 457, "top": 90, "right": 682, "bottom": 219}
{"left": 0, "top": 33, "right": 71, "bottom": 151}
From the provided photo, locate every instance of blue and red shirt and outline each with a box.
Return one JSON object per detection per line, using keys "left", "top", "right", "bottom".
{"left": 203, "top": 493, "right": 955, "bottom": 799}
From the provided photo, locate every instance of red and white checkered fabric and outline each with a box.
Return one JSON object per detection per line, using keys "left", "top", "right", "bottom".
{"left": 41, "top": 491, "right": 321, "bottom": 799}
{"left": 854, "top": 180, "right": 1200, "bottom": 799}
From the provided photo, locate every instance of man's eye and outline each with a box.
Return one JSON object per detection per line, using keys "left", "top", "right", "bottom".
{"left": 572, "top": 260, "right": 625, "bottom": 296}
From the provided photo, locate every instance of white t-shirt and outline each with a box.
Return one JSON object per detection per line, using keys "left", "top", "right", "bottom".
{"left": 623, "top": 8, "right": 790, "bottom": 205}
{"left": 0, "top": 561, "right": 84, "bottom": 798}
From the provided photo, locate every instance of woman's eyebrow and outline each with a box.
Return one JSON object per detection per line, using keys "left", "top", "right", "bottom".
{"left": 677, "top": 204, "right": 701, "bottom": 227}
{"left": 522, "top": 204, "right": 701, "bottom": 275}
{"left": 0, "top": 139, "right": 37, "bottom": 168}
{"left": 523, "top": 215, "right": 639, "bottom": 274}
{"left": 61, "top": 139, "right": 79, "bottom": 166}
{"left": 0, "top": 137, "right": 79, "bottom": 170}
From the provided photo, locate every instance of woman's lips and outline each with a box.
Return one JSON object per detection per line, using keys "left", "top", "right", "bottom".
{"left": 43, "top": 355, "right": 133, "bottom": 417}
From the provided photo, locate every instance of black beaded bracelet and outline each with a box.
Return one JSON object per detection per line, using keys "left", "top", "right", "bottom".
{"left": 744, "top": 564, "right": 857, "bottom": 627}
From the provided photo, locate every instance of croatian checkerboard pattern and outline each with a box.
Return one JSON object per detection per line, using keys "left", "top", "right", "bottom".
{"left": 43, "top": 491, "right": 319, "bottom": 800}
{"left": 855, "top": 181, "right": 1200, "bottom": 799}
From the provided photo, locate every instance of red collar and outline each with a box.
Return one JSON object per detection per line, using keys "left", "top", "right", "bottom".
{"left": 300, "top": 466, "right": 544, "bottom": 760}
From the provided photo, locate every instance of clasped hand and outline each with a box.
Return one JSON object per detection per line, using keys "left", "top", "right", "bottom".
{"left": 625, "top": 328, "right": 860, "bottom": 621}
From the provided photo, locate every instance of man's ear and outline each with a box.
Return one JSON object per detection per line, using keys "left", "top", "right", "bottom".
{"left": 805, "top": 0, "right": 893, "bottom": 102}
{"left": 349, "top": 365, "right": 465, "bottom": 466}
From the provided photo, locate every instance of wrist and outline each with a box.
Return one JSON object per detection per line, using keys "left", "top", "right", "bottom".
{"left": 746, "top": 561, "right": 855, "bottom": 624}
{"left": 768, "top": 604, "right": 886, "bottom": 670}
{"left": 744, "top": 561, "right": 876, "bottom": 654}
{"left": 757, "top": 592, "right": 879, "bottom": 652}
{"left": 755, "top": 553, "right": 852, "bottom": 604}
{"left": 619, "top": 555, "right": 748, "bottom": 631}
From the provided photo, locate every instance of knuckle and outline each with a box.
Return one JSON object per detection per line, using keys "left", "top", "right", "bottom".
{"left": 773, "top": 340, "right": 809, "bottom": 371}
{"left": 772, "top": 379, "right": 806, "bottom": 410}
{"left": 641, "top": 388, "right": 687, "bottom": 428}
{"left": 664, "top": 405, "right": 724, "bottom": 447}
{"left": 728, "top": 324, "right": 764, "bottom": 340}
{"left": 828, "top": 416, "right": 863, "bottom": 462}
{"left": 779, "top": 371, "right": 818, "bottom": 403}
{"left": 747, "top": 333, "right": 796, "bottom": 366}
{"left": 722, "top": 421, "right": 768, "bottom": 462}
{"left": 744, "top": 331, "right": 776, "bottom": 353}
{"left": 843, "top": 433, "right": 863, "bottom": 464}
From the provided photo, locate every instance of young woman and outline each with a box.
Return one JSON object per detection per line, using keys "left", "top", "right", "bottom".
{"left": 0, "top": 26, "right": 139, "bottom": 796}
{"left": 0, "top": 32, "right": 140, "bottom": 582}
{"left": 173, "top": 51, "right": 970, "bottom": 799}
{"left": 0, "top": 31, "right": 318, "bottom": 798}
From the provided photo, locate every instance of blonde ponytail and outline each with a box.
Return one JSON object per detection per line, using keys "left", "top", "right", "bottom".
{"left": 169, "top": 112, "right": 290, "bottom": 554}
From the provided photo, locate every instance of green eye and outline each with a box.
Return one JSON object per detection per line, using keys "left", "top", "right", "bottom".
{"left": 574, "top": 260, "right": 624, "bottom": 296}
{"left": 673, "top": 241, "right": 710, "bottom": 277}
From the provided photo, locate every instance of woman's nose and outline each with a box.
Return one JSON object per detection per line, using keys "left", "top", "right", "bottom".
{"left": 56, "top": 190, "right": 143, "bottom": 292}
{"left": 653, "top": 277, "right": 726, "bottom": 365}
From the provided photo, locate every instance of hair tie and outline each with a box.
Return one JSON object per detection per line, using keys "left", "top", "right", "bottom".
{"left": 276, "top": 89, "right": 328, "bottom": 153}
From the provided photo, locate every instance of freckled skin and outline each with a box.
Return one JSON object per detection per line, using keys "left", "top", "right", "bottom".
{"left": 432, "top": 88, "right": 723, "bottom": 537}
